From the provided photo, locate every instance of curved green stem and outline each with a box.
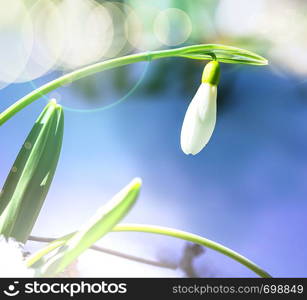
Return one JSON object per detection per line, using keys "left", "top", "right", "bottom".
{"left": 112, "top": 223, "right": 272, "bottom": 278}
{"left": 0, "top": 44, "right": 267, "bottom": 125}
{"left": 28, "top": 235, "right": 177, "bottom": 270}
{"left": 27, "top": 223, "right": 271, "bottom": 277}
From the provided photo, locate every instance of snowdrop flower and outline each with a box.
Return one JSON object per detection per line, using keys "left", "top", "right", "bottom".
{"left": 180, "top": 60, "right": 220, "bottom": 155}
{"left": 0, "top": 235, "right": 34, "bottom": 277}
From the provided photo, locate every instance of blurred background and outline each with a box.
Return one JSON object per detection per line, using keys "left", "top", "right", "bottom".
{"left": 1, "top": 0, "right": 307, "bottom": 277}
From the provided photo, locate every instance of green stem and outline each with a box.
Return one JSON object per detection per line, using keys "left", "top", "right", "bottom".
{"left": 0, "top": 44, "right": 267, "bottom": 125}
{"left": 0, "top": 53, "right": 152, "bottom": 125}
{"left": 27, "top": 223, "right": 271, "bottom": 277}
{"left": 112, "top": 223, "right": 272, "bottom": 278}
{"left": 28, "top": 235, "right": 177, "bottom": 270}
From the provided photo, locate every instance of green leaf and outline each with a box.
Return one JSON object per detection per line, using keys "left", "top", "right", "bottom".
{"left": 0, "top": 100, "right": 64, "bottom": 243}
{"left": 26, "top": 233, "right": 73, "bottom": 268}
{"left": 176, "top": 44, "right": 268, "bottom": 65}
{"left": 38, "top": 178, "right": 141, "bottom": 276}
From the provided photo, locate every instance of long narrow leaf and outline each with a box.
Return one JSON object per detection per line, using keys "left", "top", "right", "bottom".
{"left": 38, "top": 178, "right": 141, "bottom": 276}
{"left": 176, "top": 44, "right": 268, "bottom": 65}
{"left": 26, "top": 233, "right": 73, "bottom": 268}
{"left": 0, "top": 100, "right": 64, "bottom": 242}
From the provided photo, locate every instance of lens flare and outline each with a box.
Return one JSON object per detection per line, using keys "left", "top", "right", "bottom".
{"left": 154, "top": 8, "right": 192, "bottom": 46}
{"left": 125, "top": 4, "right": 162, "bottom": 51}
{"left": 0, "top": 0, "right": 33, "bottom": 88}
{"left": 101, "top": 2, "right": 134, "bottom": 58}
{"left": 54, "top": 0, "right": 113, "bottom": 70}
{"left": 14, "top": 0, "right": 64, "bottom": 82}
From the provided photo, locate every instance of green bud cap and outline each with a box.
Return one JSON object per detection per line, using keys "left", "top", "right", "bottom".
{"left": 201, "top": 60, "right": 220, "bottom": 86}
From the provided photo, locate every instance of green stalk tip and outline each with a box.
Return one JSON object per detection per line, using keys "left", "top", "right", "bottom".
{"left": 202, "top": 60, "right": 220, "bottom": 85}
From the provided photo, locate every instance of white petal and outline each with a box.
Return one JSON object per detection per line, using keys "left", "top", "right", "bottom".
{"left": 197, "top": 84, "right": 217, "bottom": 121}
{"left": 180, "top": 83, "right": 217, "bottom": 155}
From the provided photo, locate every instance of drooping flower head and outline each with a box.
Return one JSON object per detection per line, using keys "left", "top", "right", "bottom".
{"left": 180, "top": 60, "right": 220, "bottom": 155}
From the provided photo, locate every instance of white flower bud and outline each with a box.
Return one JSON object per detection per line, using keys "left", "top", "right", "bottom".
{"left": 180, "top": 61, "right": 220, "bottom": 155}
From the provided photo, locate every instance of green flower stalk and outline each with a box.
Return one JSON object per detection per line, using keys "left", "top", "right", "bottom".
{"left": 0, "top": 44, "right": 267, "bottom": 126}
{"left": 181, "top": 61, "right": 220, "bottom": 155}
